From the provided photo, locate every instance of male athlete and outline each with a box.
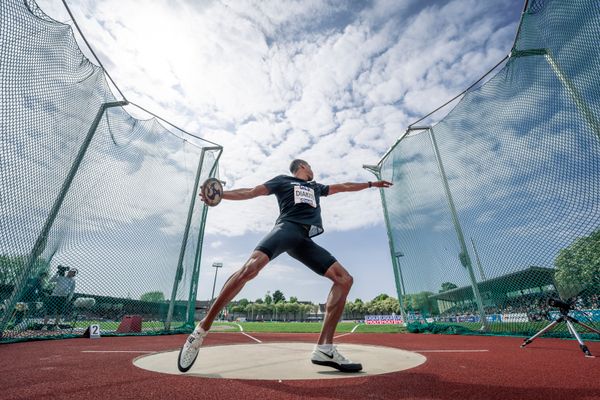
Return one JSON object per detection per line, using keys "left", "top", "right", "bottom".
{"left": 178, "top": 159, "right": 392, "bottom": 372}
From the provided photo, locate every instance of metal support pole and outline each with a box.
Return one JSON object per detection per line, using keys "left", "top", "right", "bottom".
{"left": 394, "top": 252, "right": 408, "bottom": 325}
{"left": 428, "top": 128, "right": 488, "bottom": 331}
{"left": 165, "top": 147, "right": 209, "bottom": 330}
{"left": 511, "top": 48, "right": 600, "bottom": 142}
{"left": 545, "top": 51, "right": 600, "bottom": 142}
{"left": 471, "top": 237, "right": 487, "bottom": 281}
{"left": 184, "top": 147, "right": 223, "bottom": 327}
{"left": 363, "top": 164, "right": 406, "bottom": 325}
{"left": 0, "top": 101, "right": 127, "bottom": 335}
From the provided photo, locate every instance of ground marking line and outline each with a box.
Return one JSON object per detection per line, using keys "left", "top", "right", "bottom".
{"left": 333, "top": 323, "right": 361, "bottom": 339}
{"left": 415, "top": 350, "right": 489, "bottom": 353}
{"left": 233, "top": 324, "right": 262, "bottom": 343}
{"left": 81, "top": 350, "right": 157, "bottom": 353}
{"left": 241, "top": 332, "right": 262, "bottom": 343}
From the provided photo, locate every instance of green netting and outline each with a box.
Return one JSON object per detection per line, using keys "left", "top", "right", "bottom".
{"left": 0, "top": 0, "right": 221, "bottom": 342}
{"left": 376, "top": 0, "right": 600, "bottom": 338}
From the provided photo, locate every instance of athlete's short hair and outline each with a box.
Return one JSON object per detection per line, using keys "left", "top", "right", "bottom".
{"left": 289, "top": 159, "right": 308, "bottom": 174}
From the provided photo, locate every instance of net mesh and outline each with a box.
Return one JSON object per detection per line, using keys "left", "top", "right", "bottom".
{"left": 377, "top": 0, "right": 600, "bottom": 337}
{"left": 1, "top": 0, "right": 220, "bottom": 342}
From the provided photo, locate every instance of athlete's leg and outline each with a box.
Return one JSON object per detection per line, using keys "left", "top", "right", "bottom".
{"left": 198, "top": 250, "right": 269, "bottom": 331}
{"left": 318, "top": 262, "right": 353, "bottom": 345}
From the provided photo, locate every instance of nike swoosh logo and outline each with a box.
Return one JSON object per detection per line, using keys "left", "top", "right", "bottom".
{"left": 318, "top": 350, "right": 334, "bottom": 359}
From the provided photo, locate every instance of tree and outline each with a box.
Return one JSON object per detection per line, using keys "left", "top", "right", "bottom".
{"left": 238, "top": 298, "right": 249, "bottom": 308}
{"left": 230, "top": 304, "right": 245, "bottom": 314}
{"left": 273, "top": 289, "right": 285, "bottom": 303}
{"left": 344, "top": 302, "right": 357, "bottom": 319}
{"left": 408, "top": 291, "right": 439, "bottom": 315}
{"left": 299, "top": 303, "right": 313, "bottom": 321}
{"left": 381, "top": 297, "right": 400, "bottom": 314}
{"left": 289, "top": 296, "right": 298, "bottom": 303}
{"left": 555, "top": 229, "right": 600, "bottom": 297}
{"left": 275, "top": 302, "right": 286, "bottom": 320}
{"left": 140, "top": 291, "right": 165, "bottom": 302}
{"left": 439, "top": 282, "right": 458, "bottom": 293}
{"left": 373, "top": 293, "right": 389, "bottom": 302}
{"left": 286, "top": 302, "right": 299, "bottom": 320}
{"left": 264, "top": 293, "right": 272, "bottom": 305}
{"left": 352, "top": 298, "right": 365, "bottom": 316}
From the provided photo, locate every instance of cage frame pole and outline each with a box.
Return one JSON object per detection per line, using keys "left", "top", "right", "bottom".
{"left": 470, "top": 237, "right": 487, "bottom": 281}
{"left": 511, "top": 48, "right": 600, "bottom": 142}
{"left": 0, "top": 101, "right": 128, "bottom": 336}
{"left": 428, "top": 127, "right": 488, "bottom": 331}
{"left": 164, "top": 147, "right": 206, "bottom": 330}
{"left": 363, "top": 164, "right": 407, "bottom": 325}
{"left": 545, "top": 51, "right": 600, "bottom": 141}
{"left": 165, "top": 145, "right": 215, "bottom": 330}
{"left": 184, "top": 147, "right": 223, "bottom": 328}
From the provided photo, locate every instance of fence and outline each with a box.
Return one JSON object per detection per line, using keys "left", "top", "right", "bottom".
{"left": 0, "top": 0, "right": 222, "bottom": 342}
{"left": 368, "top": 0, "right": 600, "bottom": 337}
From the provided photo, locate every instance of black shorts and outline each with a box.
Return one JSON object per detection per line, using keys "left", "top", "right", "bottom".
{"left": 255, "top": 221, "right": 337, "bottom": 276}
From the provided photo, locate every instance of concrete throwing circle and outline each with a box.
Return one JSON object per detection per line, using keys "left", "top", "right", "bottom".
{"left": 133, "top": 342, "right": 426, "bottom": 380}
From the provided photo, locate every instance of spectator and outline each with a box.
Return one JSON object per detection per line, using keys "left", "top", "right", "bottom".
{"left": 43, "top": 266, "right": 77, "bottom": 330}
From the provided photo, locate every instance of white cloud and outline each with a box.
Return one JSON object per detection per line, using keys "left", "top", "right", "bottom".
{"left": 209, "top": 240, "right": 224, "bottom": 249}
{"left": 11, "top": 0, "right": 526, "bottom": 301}
{"left": 32, "top": 0, "right": 519, "bottom": 240}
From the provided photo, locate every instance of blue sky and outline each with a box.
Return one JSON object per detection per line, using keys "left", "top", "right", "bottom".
{"left": 34, "top": 0, "right": 525, "bottom": 303}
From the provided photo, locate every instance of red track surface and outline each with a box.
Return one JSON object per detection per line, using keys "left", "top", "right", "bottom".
{"left": 1, "top": 333, "right": 598, "bottom": 400}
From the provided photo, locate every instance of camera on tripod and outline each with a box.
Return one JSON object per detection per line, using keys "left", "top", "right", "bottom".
{"left": 521, "top": 295, "right": 600, "bottom": 357}
{"left": 547, "top": 297, "right": 574, "bottom": 311}
{"left": 56, "top": 265, "right": 70, "bottom": 276}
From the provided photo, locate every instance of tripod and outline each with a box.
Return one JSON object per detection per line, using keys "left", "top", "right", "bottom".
{"left": 520, "top": 298, "right": 600, "bottom": 357}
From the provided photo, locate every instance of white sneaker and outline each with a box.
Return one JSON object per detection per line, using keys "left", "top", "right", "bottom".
{"left": 177, "top": 327, "right": 207, "bottom": 372}
{"left": 311, "top": 346, "right": 363, "bottom": 372}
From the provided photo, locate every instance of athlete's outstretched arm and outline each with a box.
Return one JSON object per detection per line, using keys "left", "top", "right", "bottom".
{"left": 222, "top": 184, "right": 269, "bottom": 200}
{"left": 328, "top": 180, "right": 392, "bottom": 195}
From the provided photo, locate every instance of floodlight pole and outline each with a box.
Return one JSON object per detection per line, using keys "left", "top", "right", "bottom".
{"left": 428, "top": 127, "right": 488, "bottom": 331}
{"left": 210, "top": 263, "right": 223, "bottom": 309}
{"left": 0, "top": 101, "right": 128, "bottom": 336}
{"left": 363, "top": 163, "right": 406, "bottom": 325}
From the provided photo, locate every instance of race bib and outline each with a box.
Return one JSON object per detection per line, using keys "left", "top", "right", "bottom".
{"left": 294, "top": 186, "right": 317, "bottom": 208}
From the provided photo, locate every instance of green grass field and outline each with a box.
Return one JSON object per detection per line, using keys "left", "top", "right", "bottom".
{"left": 72, "top": 320, "right": 186, "bottom": 330}
{"left": 68, "top": 320, "right": 596, "bottom": 338}
{"left": 71, "top": 320, "right": 406, "bottom": 333}
{"left": 213, "top": 321, "right": 407, "bottom": 334}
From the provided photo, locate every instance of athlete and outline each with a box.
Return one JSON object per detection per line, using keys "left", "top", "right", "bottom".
{"left": 178, "top": 159, "right": 392, "bottom": 372}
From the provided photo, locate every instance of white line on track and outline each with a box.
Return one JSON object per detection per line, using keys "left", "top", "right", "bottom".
{"left": 81, "top": 350, "right": 157, "bottom": 353}
{"left": 234, "top": 323, "right": 262, "bottom": 343}
{"left": 415, "top": 349, "right": 489, "bottom": 353}
{"left": 333, "top": 323, "right": 361, "bottom": 339}
{"left": 333, "top": 333, "right": 351, "bottom": 339}
{"left": 241, "top": 332, "right": 262, "bottom": 343}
